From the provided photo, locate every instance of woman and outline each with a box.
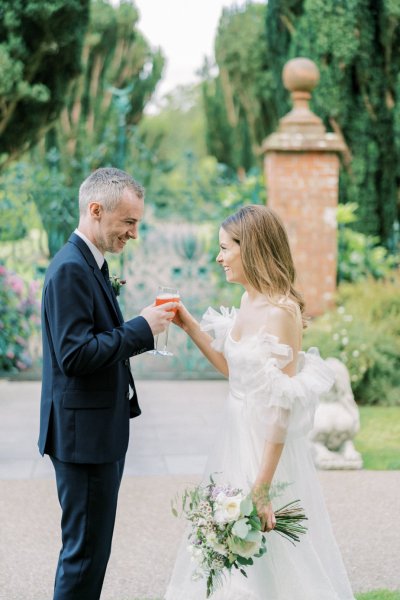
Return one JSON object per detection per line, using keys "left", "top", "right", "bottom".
{"left": 166, "top": 205, "right": 355, "bottom": 600}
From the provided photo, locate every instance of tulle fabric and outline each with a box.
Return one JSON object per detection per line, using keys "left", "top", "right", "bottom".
{"left": 164, "top": 307, "right": 355, "bottom": 600}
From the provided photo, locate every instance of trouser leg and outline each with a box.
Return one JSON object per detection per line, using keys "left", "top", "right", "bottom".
{"left": 50, "top": 456, "right": 125, "bottom": 600}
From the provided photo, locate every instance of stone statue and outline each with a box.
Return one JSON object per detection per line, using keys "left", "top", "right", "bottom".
{"left": 310, "top": 357, "right": 363, "bottom": 469}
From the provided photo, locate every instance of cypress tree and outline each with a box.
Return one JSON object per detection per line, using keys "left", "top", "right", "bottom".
{"left": 266, "top": 0, "right": 400, "bottom": 244}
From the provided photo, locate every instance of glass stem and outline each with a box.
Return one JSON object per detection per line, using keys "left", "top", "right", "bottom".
{"left": 164, "top": 324, "right": 170, "bottom": 351}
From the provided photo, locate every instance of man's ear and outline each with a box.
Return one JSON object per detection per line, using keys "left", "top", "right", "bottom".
{"left": 89, "top": 202, "right": 102, "bottom": 219}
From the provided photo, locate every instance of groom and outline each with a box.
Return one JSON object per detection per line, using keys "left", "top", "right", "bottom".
{"left": 38, "top": 167, "right": 176, "bottom": 599}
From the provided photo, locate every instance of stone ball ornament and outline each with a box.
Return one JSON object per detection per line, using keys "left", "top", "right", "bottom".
{"left": 283, "top": 57, "right": 320, "bottom": 94}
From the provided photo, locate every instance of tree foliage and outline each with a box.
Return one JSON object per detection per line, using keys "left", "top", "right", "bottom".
{"left": 203, "top": 0, "right": 400, "bottom": 245}
{"left": 47, "top": 0, "right": 164, "bottom": 183}
{"left": 31, "top": 0, "right": 165, "bottom": 256}
{"left": 0, "top": 0, "right": 90, "bottom": 168}
{"left": 267, "top": 0, "right": 400, "bottom": 244}
{"left": 201, "top": 3, "right": 274, "bottom": 174}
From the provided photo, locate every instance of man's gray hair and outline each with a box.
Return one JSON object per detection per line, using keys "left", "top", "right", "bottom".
{"left": 79, "top": 167, "right": 144, "bottom": 214}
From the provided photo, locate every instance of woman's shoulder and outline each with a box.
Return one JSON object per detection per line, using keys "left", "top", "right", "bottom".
{"left": 261, "top": 299, "right": 302, "bottom": 353}
{"left": 263, "top": 298, "right": 299, "bottom": 324}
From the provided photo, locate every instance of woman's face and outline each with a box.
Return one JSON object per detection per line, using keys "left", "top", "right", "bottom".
{"left": 216, "top": 227, "right": 247, "bottom": 285}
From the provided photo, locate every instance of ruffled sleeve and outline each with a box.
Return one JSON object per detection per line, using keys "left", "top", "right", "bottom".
{"left": 247, "top": 347, "right": 334, "bottom": 443}
{"left": 200, "top": 306, "right": 237, "bottom": 353}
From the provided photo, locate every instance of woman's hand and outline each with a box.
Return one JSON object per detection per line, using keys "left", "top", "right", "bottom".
{"left": 172, "top": 302, "right": 197, "bottom": 333}
{"left": 256, "top": 501, "right": 276, "bottom": 532}
{"left": 252, "top": 482, "right": 276, "bottom": 532}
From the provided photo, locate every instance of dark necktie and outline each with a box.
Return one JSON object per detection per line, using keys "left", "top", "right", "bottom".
{"left": 101, "top": 260, "right": 111, "bottom": 289}
{"left": 100, "top": 259, "right": 124, "bottom": 323}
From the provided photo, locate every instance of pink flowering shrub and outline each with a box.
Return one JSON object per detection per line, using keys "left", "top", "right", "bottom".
{"left": 0, "top": 264, "right": 41, "bottom": 373}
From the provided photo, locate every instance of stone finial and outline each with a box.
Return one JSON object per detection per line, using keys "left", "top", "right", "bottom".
{"left": 263, "top": 56, "right": 345, "bottom": 153}
{"left": 280, "top": 57, "right": 324, "bottom": 134}
{"left": 283, "top": 57, "right": 320, "bottom": 93}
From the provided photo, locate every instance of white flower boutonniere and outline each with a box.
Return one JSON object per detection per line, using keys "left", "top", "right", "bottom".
{"left": 110, "top": 275, "right": 126, "bottom": 296}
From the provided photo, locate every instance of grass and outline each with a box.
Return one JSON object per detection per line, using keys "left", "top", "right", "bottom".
{"left": 356, "top": 592, "right": 400, "bottom": 600}
{"left": 354, "top": 406, "right": 400, "bottom": 469}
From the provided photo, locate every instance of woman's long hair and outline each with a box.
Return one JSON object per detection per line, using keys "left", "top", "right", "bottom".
{"left": 221, "top": 205, "right": 307, "bottom": 328}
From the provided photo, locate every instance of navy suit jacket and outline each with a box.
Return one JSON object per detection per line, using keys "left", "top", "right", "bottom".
{"left": 38, "top": 233, "right": 154, "bottom": 464}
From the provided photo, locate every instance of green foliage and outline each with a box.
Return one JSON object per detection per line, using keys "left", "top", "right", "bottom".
{"left": 337, "top": 203, "right": 399, "bottom": 282}
{"left": 28, "top": 0, "right": 165, "bottom": 256}
{"left": 0, "top": 0, "right": 90, "bottom": 168}
{"left": 0, "top": 263, "right": 40, "bottom": 373}
{"left": 129, "top": 85, "right": 206, "bottom": 210}
{"left": 266, "top": 0, "right": 400, "bottom": 245}
{"left": 355, "top": 592, "right": 400, "bottom": 600}
{"left": 202, "top": 3, "right": 274, "bottom": 173}
{"left": 136, "top": 85, "right": 266, "bottom": 222}
{"left": 355, "top": 407, "right": 400, "bottom": 470}
{"left": 304, "top": 277, "right": 400, "bottom": 405}
{"left": 0, "top": 162, "right": 39, "bottom": 241}
{"left": 30, "top": 153, "right": 79, "bottom": 257}
{"left": 47, "top": 0, "right": 165, "bottom": 184}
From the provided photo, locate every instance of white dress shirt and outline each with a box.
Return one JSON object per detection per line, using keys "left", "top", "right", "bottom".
{"left": 74, "top": 229, "right": 104, "bottom": 269}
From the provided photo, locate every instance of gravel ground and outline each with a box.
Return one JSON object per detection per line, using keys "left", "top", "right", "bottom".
{"left": 0, "top": 470, "right": 399, "bottom": 600}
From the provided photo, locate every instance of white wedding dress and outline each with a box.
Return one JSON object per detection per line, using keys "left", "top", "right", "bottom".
{"left": 165, "top": 307, "right": 355, "bottom": 600}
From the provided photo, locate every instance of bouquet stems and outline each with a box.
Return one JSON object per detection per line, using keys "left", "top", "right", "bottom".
{"left": 274, "top": 500, "right": 308, "bottom": 543}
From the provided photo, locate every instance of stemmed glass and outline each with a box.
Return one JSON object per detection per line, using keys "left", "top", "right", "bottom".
{"left": 148, "top": 286, "right": 180, "bottom": 356}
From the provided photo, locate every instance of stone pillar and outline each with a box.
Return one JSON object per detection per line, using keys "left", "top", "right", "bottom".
{"left": 263, "top": 58, "right": 345, "bottom": 317}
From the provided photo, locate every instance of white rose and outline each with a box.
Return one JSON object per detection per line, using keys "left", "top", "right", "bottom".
{"left": 229, "top": 530, "right": 263, "bottom": 559}
{"left": 214, "top": 492, "right": 244, "bottom": 524}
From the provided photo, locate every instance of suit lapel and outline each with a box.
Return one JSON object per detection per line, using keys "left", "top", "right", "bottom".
{"left": 68, "top": 234, "right": 123, "bottom": 325}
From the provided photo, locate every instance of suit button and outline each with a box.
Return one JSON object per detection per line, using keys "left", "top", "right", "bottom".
{"left": 124, "top": 359, "right": 129, "bottom": 366}
{"left": 125, "top": 392, "right": 130, "bottom": 400}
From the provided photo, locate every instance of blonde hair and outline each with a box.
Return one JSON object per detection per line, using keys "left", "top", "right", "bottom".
{"left": 221, "top": 205, "right": 307, "bottom": 328}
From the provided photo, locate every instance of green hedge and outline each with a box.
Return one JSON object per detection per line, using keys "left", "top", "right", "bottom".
{"left": 304, "top": 276, "right": 400, "bottom": 405}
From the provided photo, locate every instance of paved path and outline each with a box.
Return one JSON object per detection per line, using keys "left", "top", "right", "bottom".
{"left": 0, "top": 380, "right": 399, "bottom": 600}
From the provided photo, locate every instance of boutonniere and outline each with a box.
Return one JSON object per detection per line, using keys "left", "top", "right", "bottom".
{"left": 110, "top": 275, "right": 126, "bottom": 296}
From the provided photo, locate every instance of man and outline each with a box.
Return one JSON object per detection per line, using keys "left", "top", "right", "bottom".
{"left": 38, "top": 167, "right": 176, "bottom": 599}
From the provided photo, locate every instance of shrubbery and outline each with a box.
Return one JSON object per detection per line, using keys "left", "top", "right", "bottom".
{"left": 337, "top": 204, "right": 399, "bottom": 283}
{"left": 0, "top": 264, "right": 40, "bottom": 373}
{"left": 304, "top": 275, "right": 400, "bottom": 405}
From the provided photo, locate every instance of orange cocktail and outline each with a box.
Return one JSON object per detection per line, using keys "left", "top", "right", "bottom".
{"left": 155, "top": 293, "right": 180, "bottom": 315}
{"left": 149, "top": 286, "right": 180, "bottom": 356}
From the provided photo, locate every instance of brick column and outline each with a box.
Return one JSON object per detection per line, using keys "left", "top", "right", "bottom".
{"left": 263, "top": 58, "right": 345, "bottom": 317}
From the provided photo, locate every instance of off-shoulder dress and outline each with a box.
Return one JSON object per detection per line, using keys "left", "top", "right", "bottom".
{"left": 164, "top": 307, "right": 355, "bottom": 600}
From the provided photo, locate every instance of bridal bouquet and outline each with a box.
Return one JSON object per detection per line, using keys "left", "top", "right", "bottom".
{"left": 172, "top": 475, "right": 308, "bottom": 598}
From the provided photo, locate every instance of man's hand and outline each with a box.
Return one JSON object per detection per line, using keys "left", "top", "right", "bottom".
{"left": 140, "top": 302, "right": 178, "bottom": 336}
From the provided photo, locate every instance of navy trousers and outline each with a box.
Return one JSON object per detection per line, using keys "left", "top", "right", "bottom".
{"left": 50, "top": 456, "right": 125, "bottom": 600}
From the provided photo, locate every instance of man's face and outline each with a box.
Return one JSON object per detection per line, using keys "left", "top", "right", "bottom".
{"left": 94, "top": 188, "right": 144, "bottom": 254}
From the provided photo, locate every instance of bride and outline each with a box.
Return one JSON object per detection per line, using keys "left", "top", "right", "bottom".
{"left": 166, "top": 205, "right": 355, "bottom": 600}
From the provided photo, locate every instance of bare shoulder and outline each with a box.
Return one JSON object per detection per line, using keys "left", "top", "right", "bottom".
{"left": 263, "top": 303, "right": 301, "bottom": 351}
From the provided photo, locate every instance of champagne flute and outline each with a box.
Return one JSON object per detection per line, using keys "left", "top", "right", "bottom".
{"left": 148, "top": 286, "right": 180, "bottom": 356}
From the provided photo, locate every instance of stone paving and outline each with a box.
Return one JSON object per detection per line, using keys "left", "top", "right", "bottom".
{"left": 0, "top": 379, "right": 399, "bottom": 600}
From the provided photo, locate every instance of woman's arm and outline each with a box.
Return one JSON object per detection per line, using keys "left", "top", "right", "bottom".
{"left": 173, "top": 303, "right": 229, "bottom": 377}
{"left": 252, "top": 305, "right": 302, "bottom": 531}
